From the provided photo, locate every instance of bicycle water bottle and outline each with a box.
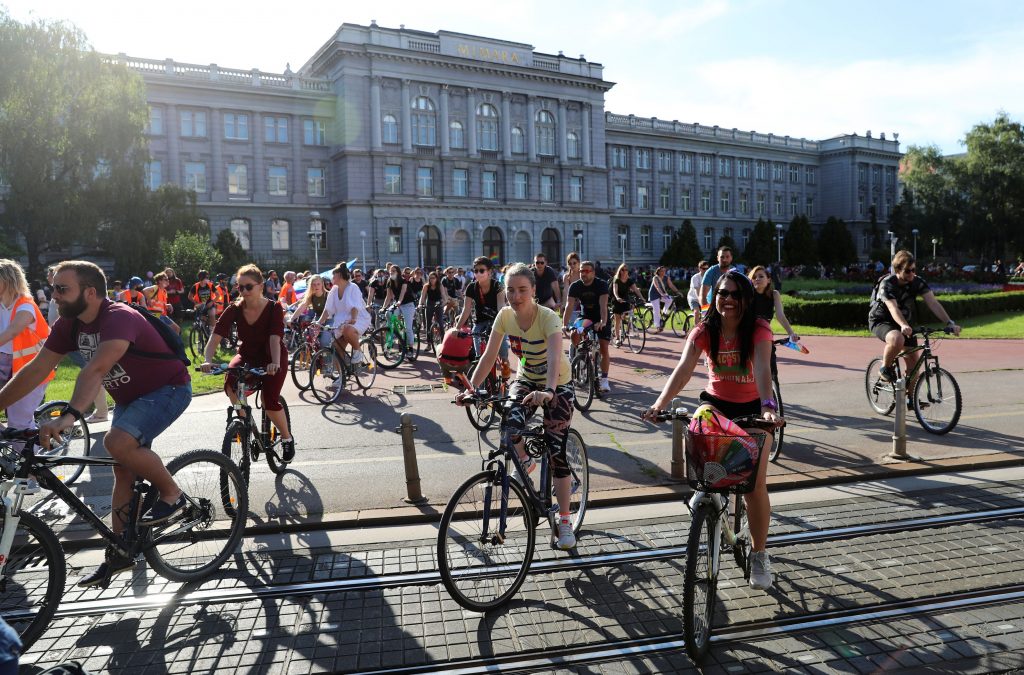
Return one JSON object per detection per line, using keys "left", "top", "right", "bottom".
{"left": 501, "top": 359, "right": 511, "bottom": 379}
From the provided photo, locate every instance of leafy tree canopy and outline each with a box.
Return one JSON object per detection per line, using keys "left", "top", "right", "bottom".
{"left": 161, "top": 231, "right": 222, "bottom": 287}
{"left": 660, "top": 220, "right": 704, "bottom": 267}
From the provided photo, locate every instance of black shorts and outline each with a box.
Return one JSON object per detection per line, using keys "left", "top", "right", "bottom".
{"left": 611, "top": 299, "right": 630, "bottom": 315}
{"left": 699, "top": 391, "right": 760, "bottom": 420}
{"left": 870, "top": 322, "right": 917, "bottom": 347}
{"left": 583, "top": 317, "right": 612, "bottom": 341}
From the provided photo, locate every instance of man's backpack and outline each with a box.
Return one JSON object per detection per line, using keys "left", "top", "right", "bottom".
{"left": 72, "top": 303, "right": 191, "bottom": 366}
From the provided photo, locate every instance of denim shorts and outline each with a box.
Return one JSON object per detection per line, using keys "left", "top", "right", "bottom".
{"left": 112, "top": 382, "right": 192, "bottom": 447}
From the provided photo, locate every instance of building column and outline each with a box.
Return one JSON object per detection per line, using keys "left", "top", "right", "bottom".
{"left": 526, "top": 96, "right": 537, "bottom": 160}
{"left": 501, "top": 91, "right": 512, "bottom": 160}
{"left": 557, "top": 99, "right": 568, "bottom": 164}
{"left": 292, "top": 115, "right": 303, "bottom": 195}
{"left": 581, "top": 103, "right": 592, "bottom": 166}
{"left": 370, "top": 76, "right": 382, "bottom": 151}
{"left": 253, "top": 110, "right": 266, "bottom": 198}
{"left": 466, "top": 88, "right": 478, "bottom": 157}
{"left": 439, "top": 84, "right": 450, "bottom": 156}
{"left": 401, "top": 79, "right": 412, "bottom": 154}
{"left": 166, "top": 104, "right": 180, "bottom": 186}
{"left": 210, "top": 108, "right": 223, "bottom": 194}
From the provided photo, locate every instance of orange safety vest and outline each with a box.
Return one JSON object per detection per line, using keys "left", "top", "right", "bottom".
{"left": 146, "top": 287, "right": 168, "bottom": 316}
{"left": 214, "top": 285, "right": 229, "bottom": 311}
{"left": 119, "top": 289, "right": 145, "bottom": 305}
{"left": 191, "top": 281, "right": 214, "bottom": 304}
{"left": 10, "top": 296, "right": 54, "bottom": 384}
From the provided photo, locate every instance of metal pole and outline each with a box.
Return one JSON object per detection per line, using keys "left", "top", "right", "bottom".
{"left": 396, "top": 413, "right": 427, "bottom": 504}
{"left": 884, "top": 377, "right": 919, "bottom": 462}
{"left": 670, "top": 396, "right": 686, "bottom": 480}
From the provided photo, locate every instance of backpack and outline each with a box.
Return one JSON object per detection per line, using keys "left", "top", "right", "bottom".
{"left": 438, "top": 328, "right": 474, "bottom": 372}
{"left": 72, "top": 303, "right": 191, "bottom": 366}
{"left": 868, "top": 274, "right": 889, "bottom": 307}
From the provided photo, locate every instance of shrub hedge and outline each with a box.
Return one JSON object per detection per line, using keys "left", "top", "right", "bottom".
{"left": 780, "top": 291, "right": 1024, "bottom": 328}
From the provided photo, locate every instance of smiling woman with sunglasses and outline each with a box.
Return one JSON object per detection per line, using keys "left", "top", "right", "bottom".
{"left": 643, "top": 270, "right": 783, "bottom": 592}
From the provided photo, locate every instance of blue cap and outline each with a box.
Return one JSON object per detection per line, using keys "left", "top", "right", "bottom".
{"left": 129, "top": 276, "right": 143, "bottom": 288}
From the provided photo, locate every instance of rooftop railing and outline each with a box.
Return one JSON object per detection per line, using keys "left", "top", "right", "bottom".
{"left": 108, "top": 54, "right": 332, "bottom": 93}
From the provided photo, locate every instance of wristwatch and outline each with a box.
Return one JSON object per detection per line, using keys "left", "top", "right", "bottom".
{"left": 62, "top": 404, "right": 84, "bottom": 421}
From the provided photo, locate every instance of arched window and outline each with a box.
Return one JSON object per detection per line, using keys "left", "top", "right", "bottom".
{"left": 449, "top": 120, "right": 465, "bottom": 149}
{"left": 382, "top": 114, "right": 398, "bottom": 144}
{"left": 411, "top": 96, "right": 436, "bottom": 147}
{"left": 420, "top": 225, "right": 443, "bottom": 269}
{"left": 566, "top": 131, "right": 580, "bottom": 159}
{"left": 511, "top": 126, "right": 525, "bottom": 154}
{"left": 541, "top": 228, "right": 560, "bottom": 264}
{"left": 230, "top": 218, "right": 251, "bottom": 250}
{"left": 477, "top": 103, "right": 499, "bottom": 151}
{"left": 535, "top": 110, "right": 555, "bottom": 156}
{"left": 482, "top": 226, "right": 504, "bottom": 266}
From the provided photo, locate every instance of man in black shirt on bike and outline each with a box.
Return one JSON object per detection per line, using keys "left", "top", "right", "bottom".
{"left": 869, "top": 250, "right": 960, "bottom": 406}
{"left": 531, "top": 253, "right": 561, "bottom": 310}
{"left": 564, "top": 260, "right": 611, "bottom": 392}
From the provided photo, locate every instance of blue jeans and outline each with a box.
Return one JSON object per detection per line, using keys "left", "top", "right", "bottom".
{"left": 112, "top": 383, "right": 192, "bottom": 447}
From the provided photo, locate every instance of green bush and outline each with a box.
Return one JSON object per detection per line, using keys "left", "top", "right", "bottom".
{"left": 780, "top": 291, "right": 1024, "bottom": 328}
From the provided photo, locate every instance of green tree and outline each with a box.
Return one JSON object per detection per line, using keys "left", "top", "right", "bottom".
{"left": 742, "top": 218, "right": 777, "bottom": 266}
{"left": 0, "top": 12, "right": 150, "bottom": 281}
{"left": 898, "top": 145, "right": 959, "bottom": 260}
{"left": 215, "top": 228, "right": 248, "bottom": 273}
{"left": 660, "top": 219, "right": 704, "bottom": 266}
{"left": 161, "top": 232, "right": 222, "bottom": 287}
{"left": 817, "top": 217, "right": 858, "bottom": 268}
{"left": 716, "top": 234, "right": 737, "bottom": 253}
{"left": 783, "top": 215, "right": 816, "bottom": 265}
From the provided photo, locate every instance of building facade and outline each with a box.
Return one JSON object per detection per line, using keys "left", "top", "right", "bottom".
{"left": 123, "top": 22, "right": 902, "bottom": 270}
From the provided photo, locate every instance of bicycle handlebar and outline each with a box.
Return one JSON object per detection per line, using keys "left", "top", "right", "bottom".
{"left": 196, "top": 364, "right": 267, "bottom": 378}
{"left": 650, "top": 409, "right": 785, "bottom": 429}
{"left": 913, "top": 326, "right": 956, "bottom": 336}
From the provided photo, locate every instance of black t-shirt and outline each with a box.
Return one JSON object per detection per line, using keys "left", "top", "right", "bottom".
{"left": 441, "top": 276, "right": 462, "bottom": 298}
{"left": 465, "top": 280, "right": 503, "bottom": 324}
{"left": 369, "top": 278, "right": 388, "bottom": 302}
{"left": 425, "top": 284, "right": 442, "bottom": 304}
{"left": 752, "top": 292, "right": 774, "bottom": 322}
{"left": 356, "top": 279, "right": 369, "bottom": 299}
{"left": 389, "top": 276, "right": 414, "bottom": 305}
{"left": 869, "top": 274, "right": 931, "bottom": 326}
{"left": 407, "top": 279, "right": 424, "bottom": 303}
{"left": 612, "top": 278, "right": 633, "bottom": 302}
{"left": 532, "top": 265, "right": 558, "bottom": 303}
{"left": 568, "top": 278, "right": 610, "bottom": 322}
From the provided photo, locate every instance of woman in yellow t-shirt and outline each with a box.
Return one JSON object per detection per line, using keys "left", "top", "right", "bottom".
{"left": 456, "top": 262, "right": 578, "bottom": 550}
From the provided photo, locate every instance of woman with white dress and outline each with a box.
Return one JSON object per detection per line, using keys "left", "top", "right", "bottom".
{"left": 317, "top": 263, "right": 372, "bottom": 366}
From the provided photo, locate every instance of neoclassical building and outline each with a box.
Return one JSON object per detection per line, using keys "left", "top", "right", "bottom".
{"left": 125, "top": 21, "right": 902, "bottom": 270}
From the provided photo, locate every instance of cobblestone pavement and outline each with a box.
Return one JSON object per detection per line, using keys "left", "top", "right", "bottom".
{"left": 17, "top": 470, "right": 1024, "bottom": 673}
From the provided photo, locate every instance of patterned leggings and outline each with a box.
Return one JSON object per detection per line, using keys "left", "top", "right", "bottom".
{"left": 506, "top": 380, "right": 576, "bottom": 478}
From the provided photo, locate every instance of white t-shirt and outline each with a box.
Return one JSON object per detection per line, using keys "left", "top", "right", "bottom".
{"left": 0, "top": 299, "right": 38, "bottom": 355}
{"left": 324, "top": 282, "right": 371, "bottom": 327}
{"left": 687, "top": 272, "right": 703, "bottom": 304}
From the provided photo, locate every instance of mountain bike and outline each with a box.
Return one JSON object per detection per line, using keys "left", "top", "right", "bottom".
{"left": 865, "top": 326, "right": 962, "bottom": 434}
{"left": 438, "top": 393, "right": 589, "bottom": 612}
{"left": 569, "top": 324, "right": 602, "bottom": 411}
{"left": 0, "top": 422, "right": 247, "bottom": 651}
{"left": 417, "top": 304, "right": 445, "bottom": 357}
{"left": 208, "top": 364, "right": 292, "bottom": 486}
{"left": 309, "top": 334, "right": 378, "bottom": 403}
{"left": 186, "top": 307, "right": 237, "bottom": 362}
{"left": 652, "top": 406, "right": 778, "bottom": 661}
{"left": 370, "top": 305, "right": 416, "bottom": 368}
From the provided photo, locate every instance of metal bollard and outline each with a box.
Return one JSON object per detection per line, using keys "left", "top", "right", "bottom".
{"left": 396, "top": 413, "right": 428, "bottom": 504}
{"left": 884, "top": 377, "right": 919, "bottom": 462}
{"left": 670, "top": 396, "right": 686, "bottom": 480}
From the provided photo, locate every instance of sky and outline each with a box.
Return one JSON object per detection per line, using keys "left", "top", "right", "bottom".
{"left": 4, "top": 0, "right": 1023, "bottom": 154}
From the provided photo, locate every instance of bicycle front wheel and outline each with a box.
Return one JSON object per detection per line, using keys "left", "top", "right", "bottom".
{"left": 34, "top": 401, "right": 91, "bottom": 485}
{"left": 0, "top": 511, "right": 65, "bottom": 652}
{"left": 144, "top": 449, "right": 248, "bottom": 583}
{"left": 220, "top": 419, "right": 251, "bottom": 489}
{"left": 668, "top": 310, "right": 689, "bottom": 337}
{"left": 633, "top": 305, "right": 653, "bottom": 330}
{"left": 563, "top": 429, "right": 589, "bottom": 534}
{"left": 437, "top": 470, "right": 536, "bottom": 612}
{"left": 354, "top": 340, "right": 378, "bottom": 391}
{"left": 768, "top": 380, "right": 784, "bottom": 462}
{"left": 624, "top": 316, "right": 646, "bottom": 354}
{"left": 187, "top": 322, "right": 206, "bottom": 363}
{"left": 914, "top": 366, "right": 962, "bottom": 435}
{"left": 465, "top": 370, "right": 500, "bottom": 431}
{"left": 572, "top": 354, "right": 595, "bottom": 411}
{"left": 264, "top": 397, "right": 292, "bottom": 475}
{"left": 865, "top": 358, "right": 896, "bottom": 415}
{"left": 290, "top": 343, "right": 315, "bottom": 391}
{"left": 375, "top": 326, "right": 405, "bottom": 368}
{"left": 310, "top": 348, "right": 344, "bottom": 404}
{"left": 683, "top": 503, "right": 719, "bottom": 662}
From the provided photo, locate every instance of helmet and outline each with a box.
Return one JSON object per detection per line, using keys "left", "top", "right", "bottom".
{"left": 215, "top": 273, "right": 227, "bottom": 281}
{"left": 129, "top": 276, "right": 144, "bottom": 288}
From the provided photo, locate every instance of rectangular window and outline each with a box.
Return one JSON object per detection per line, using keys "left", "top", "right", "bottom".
{"left": 703, "top": 228, "right": 713, "bottom": 251}
{"left": 737, "top": 159, "right": 749, "bottom": 179}
{"left": 227, "top": 164, "right": 248, "bottom": 195}
{"left": 184, "top": 162, "right": 206, "bottom": 192}
{"left": 757, "top": 192, "right": 766, "bottom": 215}
{"left": 612, "top": 147, "right": 627, "bottom": 169}
{"left": 790, "top": 194, "right": 798, "bottom": 215}
{"left": 147, "top": 106, "right": 163, "bottom": 135}
{"left": 303, "top": 119, "right": 326, "bottom": 145}
{"left": 144, "top": 161, "right": 162, "bottom": 190}
{"left": 739, "top": 191, "right": 748, "bottom": 214}
{"left": 416, "top": 167, "right": 433, "bottom": 197}
{"left": 452, "top": 168, "right": 468, "bottom": 197}
{"left": 756, "top": 161, "right": 768, "bottom": 181}
{"left": 789, "top": 165, "right": 800, "bottom": 183}
{"left": 774, "top": 194, "right": 783, "bottom": 215}
{"left": 658, "top": 151, "right": 672, "bottom": 172}
{"left": 663, "top": 227, "right": 673, "bottom": 250}
{"left": 806, "top": 196, "right": 814, "bottom": 218}
{"left": 720, "top": 190, "right": 730, "bottom": 212}
{"left": 700, "top": 155, "right": 712, "bottom": 175}
{"left": 772, "top": 163, "right": 784, "bottom": 181}
{"left": 680, "top": 188, "right": 691, "bottom": 211}
{"left": 858, "top": 165, "right": 867, "bottom": 183}
{"left": 858, "top": 197, "right": 865, "bottom": 216}
{"left": 618, "top": 225, "right": 630, "bottom": 253}
{"left": 641, "top": 225, "right": 651, "bottom": 251}
{"left": 264, "top": 116, "right": 288, "bottom": 143}
{"left": 636, "top": 149, "right": 651, "bottom": 169}
{"left": 231, "top": 220, "right": 251, "bottom": 250}
{"left": 805, "top": 167, "right": 816, "bottom": 185}
{"left": 719, "top": 157, "right": 731, "bottom": 177}
{"left": 389, "top": 227, "right": 403, "bottom": 254}
{"left": 384, "top": 165, "right": 401, "bottom": 194}
{"left": 614, "top": 185, "right": 626, "bottom": 208}
{"left": 307, "top": 167, "right": 325, "bottom": 197}
{"left": 541, "top": 174, "right": 554, "bottom": 202}
{"left": 679, "top": 153, "right": 693, "bottom": 174}
{"left": 268, "top": 166, "right": 287, "bottom": 195}
{"left": 224, "top": 113, "right": 249, "bottom": 140}
{"left": 271, "top": 219, "right": 290, "bottom": 250}
{"left": 180, "top": 110, "right": 207, "bottom": 138}
{"left": 701, "top": 190, "right": 711, "bottom": 212}
{"left": 482, "top": 170, "right": 497, "bottom": 199}
{"left": 569, "top": 176, "right": 583, "bottom": 202}
{"left": 514, "top": 172, "right": 528, "bottom": 199}
{"left": 659, "top": 186, "right": 670, "bottom": 210}
{"left": 637, "top": 185, "right": 649, "bottom": 209}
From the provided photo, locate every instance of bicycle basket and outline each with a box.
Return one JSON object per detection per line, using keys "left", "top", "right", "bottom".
{"left": 684, "top": 405, "right": 764, "bottom": 494}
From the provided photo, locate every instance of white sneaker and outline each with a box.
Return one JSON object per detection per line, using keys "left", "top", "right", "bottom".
{"left": 554, "top": 516, "right": 576, "bottom": 550}
{"left": 749, "top": 551, "right": 773, "bottom": 591}
{"left": 599, "top": 377, "right": 611, "bottom": 392}
{"left": 351, "top": 350, "right": 365, "bottom": 364}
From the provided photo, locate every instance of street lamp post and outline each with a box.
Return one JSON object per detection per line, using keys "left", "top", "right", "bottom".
{"left": 417, "top": 230, "right": 426, "bottom": 270}
{"left": 308, "top": 211, "right": 321, "bottom": 275}
{"left": 888, "top": 230, "right": 897, "bottom": 263}
{"left": 618, "top": 232, "right": 627, "bottom": 266}
{"left": 775, "top": 222, "right": 783, "bottom": 266}
{"left": 360, "top": 230, "right": 367, "bottom": 268}
{"left": 912, "top": 228, "right": 919, "bottom": 259}
{"left": 574, "top": 230, "right": 583, "bottom": 258}
{"left": 932, "top": 237, "right": 938, "bottom": 260}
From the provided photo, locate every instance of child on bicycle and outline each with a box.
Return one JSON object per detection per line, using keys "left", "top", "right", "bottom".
{"left": 642, "top": 271, "right": 783, "bottom": 590}
{"left": 456, "top": 263, "right": 577, "bottom": 550}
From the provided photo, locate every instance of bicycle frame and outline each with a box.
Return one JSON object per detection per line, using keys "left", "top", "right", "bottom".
{"left": 687, "top": 490, "right": 745, "bottom": 579}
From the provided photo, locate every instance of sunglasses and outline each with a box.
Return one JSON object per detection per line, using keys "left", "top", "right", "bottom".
{"left": 905, "top": 267, "right": 917, "bottom": 274}
{"left": 474, "top": 268, "right": 489, "bottom": 274}
{"left": 238, "top": 283, "right": 258, "bottom": 292}
{"left": 717, "top": 289, "right": 744, "bottom": 300}
{"left": 534, "top": 261, "right": 545, "bottom": 266}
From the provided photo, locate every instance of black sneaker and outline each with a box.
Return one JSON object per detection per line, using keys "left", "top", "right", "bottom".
{"left": 281, "top": 438, "right": 295, "bottom": 463}
{"left": 140, "top": 493, "right": 189, "bottom": 526}
{"left": 879, "top": 366, "right": 897, "bottom": 383}
{"left": 78, "top": 545, "right": 134, "bottom": 587}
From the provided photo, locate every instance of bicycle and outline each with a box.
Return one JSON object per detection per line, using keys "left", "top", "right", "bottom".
{"left": 32, "top": 401, "right": 92, "bottom": 485}
{"left": 0, "top": 420, "right": 247, "bottom": 650}
{"left": 865, "top": 326, "right": 962, "bottom": 434}
{"left": 209, "top": 364, "right": 293, "bottom": 486}
{"left": 370, "top": 306, "right": 417, "bottom": 368}
{"left": 437, "top": 393, "right": 589, "bottom": 612}
{"left": 569, "top": 323, "right": 602, "bottom": 411}
{"left": 186, "top": 307, "right": 237, "bottom": 362}
{"left": 634, "top": 293, "right": 692, "bottom": 336}
{"left": 309, "top": 333, "right": 378, "bottom": 403}
{"left": 289, "top": 320, "right": 325, "bottom": 391}
{"left": 613, "top": 297, "right": 647, "bottom": 354}
{"left": 652, "top": 406, "right": 778, "bottom": 661}
{"left": 417, "top": 304, "right": 445, "bottom": 357}
{"left": 457, "top": 327, "right": 510, "bottom": 431}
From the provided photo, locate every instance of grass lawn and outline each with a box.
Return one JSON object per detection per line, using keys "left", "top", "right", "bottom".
{"left": 772, "top": 310, "right": 1024, "bottom": 339}
{"left": 44, "top": 356, "right": 227, "bottom": 405}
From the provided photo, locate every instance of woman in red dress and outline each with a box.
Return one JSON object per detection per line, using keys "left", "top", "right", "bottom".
{"left": 201, "top": 264, "right": 294, "bottom": 461}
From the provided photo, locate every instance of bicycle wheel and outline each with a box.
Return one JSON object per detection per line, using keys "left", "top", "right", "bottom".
{"left": 33, "top": 401, "right": 91, "bottom": 485}
{"left": 768, "top": 380, "right": 784, "bottom": 462}
{"left": 683, "top": 503, "right": 718, "bottom": 662}
{"left": 220, "top": 419, "right": 252, "bottom": 489}
{"left": 563, "top": 429, "right": 589, "bottom": 535}
{"left": 144, "top": 449, "right": 248, "bottom": 583}
{"left": 309, "top": 348, "right": 344, "bottom": 404}
{"left": 0, "top": 511, "right": 65, "bottom": 651}
{"left": 264, "top": 397, "right": 292, "bottom": 474}
{"left": 437, "top": 470, "right": 536, "bottom": 612}
{"left": 465, "top": 370, "right": 499, "bottom": 431}
{"left": 865, "top": 358, "right": 896, "bottom": 415}
{"left": 669, "top": 309, "right": 689, "bottom": 337}
{"left": 430, "top": 323, "right": 445, "bottom": 357}
{"left": 914, "top": 366, "right": 962, "bottom": 435}
{"left": 290, "top": 342, "right": 315, "bottom": 391}
{"left": 624, "top": 316, "right": 646, "bottom": 354}
{"left": 187, "top": 322, "right": 206, "bottom": 362}
{"left": 572, "top": 354, "right": 595, "bottom": 411}
{"left": 375, "top": 325, "right": 405, "bottom": 368}
{"left": 354, "top": 339, "right": 378, "bottom": 391}
{"left": 633, "top": 305, "right": 653, "bottom": 330}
